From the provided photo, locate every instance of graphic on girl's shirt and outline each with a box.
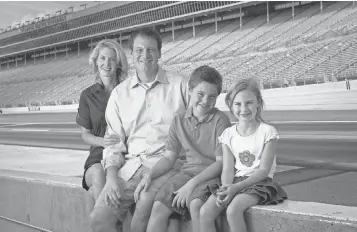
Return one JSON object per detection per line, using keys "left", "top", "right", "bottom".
{"left": 239, "top": 150, "right": 255, "bottom": 167}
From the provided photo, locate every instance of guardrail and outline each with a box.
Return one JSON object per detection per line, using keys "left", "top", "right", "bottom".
{"left": 2, "top": 82, "right": 357, "bottom": 114}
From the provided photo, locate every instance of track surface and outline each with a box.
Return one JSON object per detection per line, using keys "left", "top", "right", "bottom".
{"left": 1, "top": 110, "right": 357, "bottom": 206}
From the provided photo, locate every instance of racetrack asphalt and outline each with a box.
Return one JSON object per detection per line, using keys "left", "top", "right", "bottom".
{"left": 0, "top": 110, "right": 357, "bottom": 206}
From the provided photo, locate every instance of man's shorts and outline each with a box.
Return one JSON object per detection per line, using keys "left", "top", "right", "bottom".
{"left": 94, "top": 165, "right": 177, "bottom": 222}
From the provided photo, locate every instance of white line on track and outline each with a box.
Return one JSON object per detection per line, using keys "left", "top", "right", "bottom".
{"left": 0, "top": 122, "right": 77, "bottom": 128}
{"left": 12, "top": 129, "right": 49, "bottom": 132}
{"left": 272, "top": 120, "right": 357, "bottom": 123}
{"left": 2, "top": 121, "right": 357, "bottom": 126}
{"left": 0, "top": 122, "right": 76, "bottom": 126}
{"left": 231, "top": 121, "right": 357, "bottom": 124}
{"left": 2, "top": 121, "right": 357, "bottom": 129}
{"left": 6, "top": 128, "right": 79, "bottom": 133}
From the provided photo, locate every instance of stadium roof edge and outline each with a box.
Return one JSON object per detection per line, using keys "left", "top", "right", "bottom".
{"left": 67, "top": 1, "right": 135, "bottom": 24}
{"left": 0, "top": 1, "right": 135, "bottom": 38}
{"left": 0, "top": 1, "right": 268, "bottom": 58}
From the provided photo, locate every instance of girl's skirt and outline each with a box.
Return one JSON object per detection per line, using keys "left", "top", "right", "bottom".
{"left": 209, "top": 176, "right": 287, "bottom": 205}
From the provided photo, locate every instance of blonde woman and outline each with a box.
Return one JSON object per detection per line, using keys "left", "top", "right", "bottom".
{"left": 76, "top": 39, "right": 129, "bottom": 214}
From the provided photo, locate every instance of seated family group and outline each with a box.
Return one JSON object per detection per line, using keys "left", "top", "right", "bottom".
{"left": 76, "top": 27, "right": 287, "bottom": 232}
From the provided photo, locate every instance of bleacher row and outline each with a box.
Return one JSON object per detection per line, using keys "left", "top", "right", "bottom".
{"left": 1, "top": 1, "right": 357, "bottom": 107}
{"left": 0, "top": 1, "right": 174, "bottom": 48}
{"left": 0, "top": 1, "right": 234, "bottom": 57}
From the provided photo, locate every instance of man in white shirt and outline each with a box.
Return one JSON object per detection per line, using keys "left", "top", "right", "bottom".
{"left": 89, "top": 28, "right": 189, "bottom": 232}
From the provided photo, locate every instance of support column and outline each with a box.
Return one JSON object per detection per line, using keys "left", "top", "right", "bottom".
{"left": 267, "top": 1, "right": 269, "bottom": 23}
{"left": 44, "top": 48, "right": 46, "bottom": 62}
{"left": 172, "top": 21, "right": 175, "bottom": 41}
{"left": 7, "top": 59, "right": 9, "bottom": 69}
{"left": 54, "top": 47, "right": 57, "bottom": 60}
{"left": 90, "top": 39, "right": 93, "bottom": 51}
{"left": 292, "top": 1, "right": 295, "bottom": 20}
{"left": 320, "top": 1, "right": 323, "bottom": 14}
{"left": 215, "top": 12, "right": 218, "bottom": 33}
{"left": 25, "top": 53, "right": 27, "bottom": 66}
{"left": 240, "top": 6, "right": 242, "bottom": 29}
{"left": 15, "top": 56, "right": 18, "bottom": 68}
{"left": 66, "top": 44, "right": 68, "bottom": 58}
{"left": 193, "top": 17, "right": 195, "bottom": 37}
{"left": 78, "top": 42, "right": 80, "bottom": 56}
{"left": 33, "top": 52, "right": 35, "bottom": 65}
{"left": 119, "top": 33, "right": 122, "bottom": 44}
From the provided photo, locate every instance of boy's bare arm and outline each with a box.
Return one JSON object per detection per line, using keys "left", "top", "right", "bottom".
{"left": 188, "top": 158, "right": 223, "bottom": 187}
{"left": 134, "top": 150, "right": 178, "bottom": 202}
{"left": 172, "top": 157, "right": 222, "bottom": 208}
{"left": 148, "top": 150, "right": 178, "bottom": 179}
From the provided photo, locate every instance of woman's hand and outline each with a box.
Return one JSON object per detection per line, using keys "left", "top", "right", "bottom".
{"left": 172, "top": 181, "right": 196, "bottom": 209}
{"left": 216, "top": 184, "right": 240, "bottom": 207}
{"left": 134, "top": 174, "right": 152, "bottom": 203}
{"left": 102, "top": 178, "right": 122, "bottom": 208}
{"left": 103, "top": 134, "right": 120, "bottom": 148}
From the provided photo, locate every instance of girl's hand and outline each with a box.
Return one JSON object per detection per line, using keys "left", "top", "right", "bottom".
{"left": 172, "top": 182, "right": 196, "bottom": 209}
{"left": 216, "top": 193, "right": 227, "bottom": 207}
{"left": 216, "top": 184, "right": 240, "bottom": 207}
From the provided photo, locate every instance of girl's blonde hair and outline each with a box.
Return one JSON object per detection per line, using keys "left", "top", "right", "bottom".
{"left": 89, "top": 39, "right": 129, "bottom": 85}
{"left": 225, "top": 77, "right": 265, "bottom": 122}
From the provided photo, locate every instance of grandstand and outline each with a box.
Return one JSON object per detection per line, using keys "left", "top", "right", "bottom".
{"left": 1, "top": 1, "right": 357, "bottom": 108}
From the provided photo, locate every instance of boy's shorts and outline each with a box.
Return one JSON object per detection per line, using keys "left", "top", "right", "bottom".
{"left": 154, "top": 170, "right": 221, "bottom": 216}
{"left": 189, "top": 177, "right": 221, "bottom": 206}
{"left": 94, "top": 165, "right": 177, "bottom": 222}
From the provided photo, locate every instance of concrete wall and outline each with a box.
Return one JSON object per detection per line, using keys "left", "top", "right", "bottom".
{"left": 0, "top": 104, "right": 79, "bottom": 114}
{"left": 0, "top": 170, "right": 90, "bottom": 232}
{"left": 2, "top": 83, "right": 357, "bottom": 114}
{"left": 216, "top": 89, "right": 357, "bottom": 111}
{"left": 1, "top": 169, "right": 357, "bottom": 232}
{"left": 262, "top": 80, "right": 357, "bottom": 97}
{"left": 1, "top": 107, "right": 29, "bottom": 114}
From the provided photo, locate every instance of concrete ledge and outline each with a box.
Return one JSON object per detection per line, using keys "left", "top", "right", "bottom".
{"left": 1, "top": 169, "right": 357, "bottom": 232}
{"left": 244, "top": 201, "right": 357, "bottom": 232}
{"left": 0, "top": 170, "right": 89, "bottom": 232}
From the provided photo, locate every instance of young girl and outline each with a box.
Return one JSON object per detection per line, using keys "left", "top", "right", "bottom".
{"left": 200, "top": 78, "right": 287, "bottom": 232}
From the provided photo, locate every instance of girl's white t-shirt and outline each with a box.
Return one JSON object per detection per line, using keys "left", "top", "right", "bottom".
{"left": 219, "top": 122, "right": 279, "bottom": 178}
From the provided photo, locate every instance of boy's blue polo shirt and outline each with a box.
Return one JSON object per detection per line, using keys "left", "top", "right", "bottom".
{"left": 165, "top": 106, "right": 231, "bottom": 175}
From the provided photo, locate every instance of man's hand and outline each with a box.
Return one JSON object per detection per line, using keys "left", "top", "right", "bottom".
{"left": 134, "top": 174, "right": 152, "bottom": 203}
{"left": 103, "top": 178, "right": 122, "bottom": 208}
{"left": 172, "top": 181, "right": 196, "bottom": 209}
{"left": 216, "top": 184, "right": 240, "bottom": 207}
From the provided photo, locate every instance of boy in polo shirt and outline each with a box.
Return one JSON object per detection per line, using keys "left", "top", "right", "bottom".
{"left": 134, "top": 65, "right": 231, "bottom": 232}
